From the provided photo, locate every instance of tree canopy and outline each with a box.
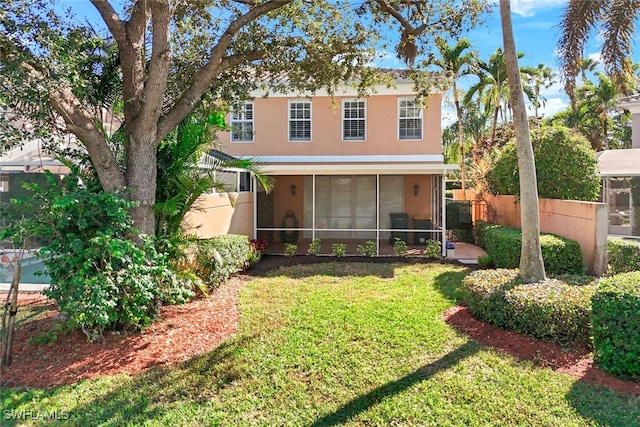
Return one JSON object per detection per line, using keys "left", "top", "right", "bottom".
{"left": 0, "top": 0, "right": 490, "bottom": 235}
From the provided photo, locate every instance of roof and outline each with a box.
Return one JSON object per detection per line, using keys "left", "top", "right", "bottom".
{"left": 237, "top": 155, "right": 456, "bottom": 175}
{"left": 597, "top": 148, "right": 640, "bottom": 177}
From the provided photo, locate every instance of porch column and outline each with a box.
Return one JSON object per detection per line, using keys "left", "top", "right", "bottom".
{"left": 376, "top": 174, "right": 380, "bottom": 256}
{"left": 441, "top": 171, "right": 447, "bottom": 256}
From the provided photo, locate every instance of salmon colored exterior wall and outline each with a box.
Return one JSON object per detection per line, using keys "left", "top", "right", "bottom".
{"left": 452, "top": 190, "right": 608, "bottom": 275}
{"left": 183, "top": 192, "right": 254, "bottom": 238}
{"left": 219, "top": 94, "right": 442, "bottom": 157}
{"left": 404, "top": 175, "right": 432, "bottom": 220}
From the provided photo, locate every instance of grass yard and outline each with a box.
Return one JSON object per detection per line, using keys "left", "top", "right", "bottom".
{"left": 2, "top": 262, "right": 639, "bottom": 426}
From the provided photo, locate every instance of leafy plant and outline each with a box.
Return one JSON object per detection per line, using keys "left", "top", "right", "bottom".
{"left": 463, "top": 269, "right": 596, "bottom": 345}
{"left": 357, "top": 240, "right": 377, "bottom": 257}
{"left": 192, "top": 235, "right": 253, "bottom": 287}
{"left": 424, "top": 240, "right": 442, "bottom": 258}
{"left": 591, "top": 271, "right": 640, "bottom": 380}
{"left": 332, "top": 243, "right": 347, "bottom": 257}
{"left": 14, "top": 172, "right": 194, "bottom": 342}
{"left": 393, "top": 238, "right": 408, "bottom": 257}
{"left": 489, "top": 126, "right": 600, "bottom": 201}
{"left": 307, "top": 238, "right": 322, "bottom": 256}
{"left": 482, "top": 223, "right": 584, "bottom": 275}
{"left": 476, "top": 254, "right": 494, "bottom": 268}
{"left": 284, "top": 243, "right": 298, "bottom": 257}
{"left": 607, "top": 238, "right": 640, "bottom": 274}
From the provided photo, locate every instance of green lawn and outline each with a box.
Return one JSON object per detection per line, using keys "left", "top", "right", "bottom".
{"left": 2, "top": 263, "right": 639, "bottom": 426}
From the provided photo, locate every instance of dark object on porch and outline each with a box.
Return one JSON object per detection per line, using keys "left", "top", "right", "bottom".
{"left": 413, "top": 217, "right": 433, "bottom": 245}
{"left": 389, "top": 212, "right": 409, "bottom": 244}
{"left": 446, "top": 200, "right": 474, "bottom": 243}
{"left": 280, "top": 210, "right": 299, "bottom": 243}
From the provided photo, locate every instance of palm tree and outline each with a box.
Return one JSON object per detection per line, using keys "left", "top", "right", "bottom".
{"left": 432, "top": 37, "right": 476, "bottom": 198}
{"left": 558, "top": 1, "right": 639, "bottom": 97}
{"left": 577, "top": 57, "right": 600, "bottom": 82}
{"left": 522, "top": 63, "right": 557, "bottom": 117}
{"left": 464, "top": 48, "right": 531, "bottom": 145}
{"left": 577, "top": 72, "right": 620, "bottom": 150}
{"left": 499, "top": 0, "right": 546, "bottom": 283}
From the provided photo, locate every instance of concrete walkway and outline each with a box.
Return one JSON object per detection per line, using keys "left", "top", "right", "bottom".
{"left": 449, "top": 242, "right": 487, "bottom": 265}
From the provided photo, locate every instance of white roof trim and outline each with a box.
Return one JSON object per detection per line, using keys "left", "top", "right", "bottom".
{"left": 597, "top": 148, "right": 640, "bottom": 177}
{"left": 246, "top": 154, "right": 444, "bottom": 163}
{"left": 259, "top": 163, "right": 457, "bottom": 175}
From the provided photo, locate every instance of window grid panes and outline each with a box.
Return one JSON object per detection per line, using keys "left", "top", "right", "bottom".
{"left": 231, "top": 102, "right": 254, "bottom": 142}
{"left": 343, "top": 100, "right": 366, "bottom": 141}
{"left": 289, "top": 101, "right": 311, "bottom": 141}
{"left": 399, "top": 98, "right": 422, "bottom": 140}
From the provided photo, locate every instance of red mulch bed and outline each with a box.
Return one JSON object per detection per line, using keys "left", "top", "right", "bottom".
{"left": 443, "top": 305, "right": 640, "bottom": 395}
{"left": 1, "top": 257, "right": 639, "bottom": 395}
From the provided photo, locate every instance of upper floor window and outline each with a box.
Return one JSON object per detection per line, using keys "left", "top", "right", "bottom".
{"left": 289, "top": 100, "right": 312, "bottom": 142}
{"left": 398, "top": 97, "right": 423, "bottom": 140}
{"left": 231, "top": 102, "right": 254, "bottom": 142}
{"left": 342, "top": 99, "right": 366, "bottom": 141}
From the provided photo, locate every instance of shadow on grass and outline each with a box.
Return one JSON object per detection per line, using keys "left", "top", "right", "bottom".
{"left": 432, "top": 268, "right": 474, "bottom": 303}
{"left": 246, "top": 255, "right": 460, "bottom": 279}
{"left": 565, "top": 380, "right": 640, "bottom": 426}
{"left": 22, "top": 334, "right": 261, "bottom": 426}
{"left": 312, "top": 341, "right": 479, "bottom": 426}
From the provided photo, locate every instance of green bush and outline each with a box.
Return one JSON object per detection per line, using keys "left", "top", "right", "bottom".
{"left": 481, "top": 223, "right": 584, "bottom": 275}
{"left": 591, "top": 272, "right": 640, "bottom": 380}
{"left": 489, "top": 126, "right": 600, "bottom": 201}
{"left": 193, "top": 234, "right": 252, "bottom": 287}
{"left": 24, "top": 178, "right": 193, "bottom": 342}
{"left": 607, "top": 238, "right": 640, "bottom": 274}
{"left": 473, "top": 220, "right": 501, "bottom": 249}
{"left": 357, "top": 240, "right": 377, "bottom": 257}
{"left": 424, "top": 240, "right": 442, "bottom": 259}
{"left": 284, "top": 243, "right": 298, "bottom": 257}
{"left": 307, "top": 238, "right": 321, "bottom": 256}
{"left": 332, "top": 243, "right": 347, "bottom": 257}
{"left": 463, "top": 269, "right": 596, "bottom": 345}
{"left": 393, "top": 238, "right": 408, "bottom": 257}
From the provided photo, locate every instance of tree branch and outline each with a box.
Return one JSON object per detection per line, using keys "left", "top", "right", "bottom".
{"left": 137, "top": 0, "right": 172, "bottom": 137}
{"left": 157, "top": 0, "right": 292, "bottom": 142}
{"left": 89, "top": 0, "right": 126, "bottom": 45}
{"left": 14, "top": 60, "right": 125, "bottom": 189}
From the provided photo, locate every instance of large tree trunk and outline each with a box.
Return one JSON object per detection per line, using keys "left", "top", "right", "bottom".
{"left": 126, "top": 131, "right": 159, "bottom": 237}
{"left": 500, "top": 0, "right": 546, "bottom": 283}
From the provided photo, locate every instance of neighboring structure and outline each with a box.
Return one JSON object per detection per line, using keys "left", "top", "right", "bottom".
{"left": 193, "top": 78, "right": 456, "bottom": 255}
{"left": 599, "top": 97, "right": 640, "bottom": 236}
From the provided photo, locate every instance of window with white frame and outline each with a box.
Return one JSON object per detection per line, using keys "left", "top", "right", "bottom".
{"left": 230, "top": 102, "right": 254, "bottom": 142}
{"left": 288, "top": 100, "right": 312, "bottom": 142}
{"left": 398, "top": 97, "right": 423, "bottom": 140}
{"left": 342, "top": 99, "right": 366, "bottom": 141}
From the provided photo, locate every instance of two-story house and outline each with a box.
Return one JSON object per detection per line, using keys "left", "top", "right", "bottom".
{"left": 186, "top": 77, "right": 456, "bottom": 255}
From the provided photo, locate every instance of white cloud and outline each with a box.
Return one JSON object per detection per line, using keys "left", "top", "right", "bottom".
{"left": 527, "top": 96, "right": 568, "bottom": 117}
{"left": 369, "top": 49, "right": 405, "bottom": 69}
{"left": 508, "top": 0, "right": 567, "bottom": 18}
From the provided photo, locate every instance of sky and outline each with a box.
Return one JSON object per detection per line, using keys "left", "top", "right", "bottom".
{"left": 373, "top": 0, "right": 628, "bottom": 125}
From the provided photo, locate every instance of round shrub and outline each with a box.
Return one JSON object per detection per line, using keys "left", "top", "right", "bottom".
{"left": 591, "top": 271, "right": 640, "bottom": 380}
{"left": 463, "top": 269, "right": 596, "bottom": 345}
{"left": 607, "top": 238, "right": 640, "bottom": 274}
{"left": 489, "top": 126, "right": 600, "bottom": 201}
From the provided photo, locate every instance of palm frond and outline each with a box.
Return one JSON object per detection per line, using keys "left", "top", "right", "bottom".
{"left": 558, "top": 0, "right": 606, "bottom": 100}
{"left": 601, "top": 0, "right": 640, "bottom": 94}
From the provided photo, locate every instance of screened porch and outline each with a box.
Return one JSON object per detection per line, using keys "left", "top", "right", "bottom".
{"left": 254, "top": 173, "right": 447, "bottom": 256}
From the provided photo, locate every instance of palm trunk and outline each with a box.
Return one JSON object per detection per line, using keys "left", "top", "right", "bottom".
{"left": 500, "top": 0, "right": 546, "bottom": 283}
{"left": 454, "top": 86, "right": 466, "bottom": 199}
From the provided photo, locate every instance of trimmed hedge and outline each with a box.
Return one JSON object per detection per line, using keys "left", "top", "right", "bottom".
{"left": 463, "top": 269, "right": 596, "bottom": 345}
{"left": 591, "top": 272, "right": 640, "bottom": 380}
{"left": 193, "top": 234, "right": 252, "bottom": 288}
{"left": 607, "top": 238, "right": 640, "bottom": 274}
{"left": 475, "top": 221, "right": 584, "bottom": 275}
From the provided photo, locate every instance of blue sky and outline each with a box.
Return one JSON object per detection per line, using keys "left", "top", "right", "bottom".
{"left": 373, "top": 0, "right": 636, "bottom": 124}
